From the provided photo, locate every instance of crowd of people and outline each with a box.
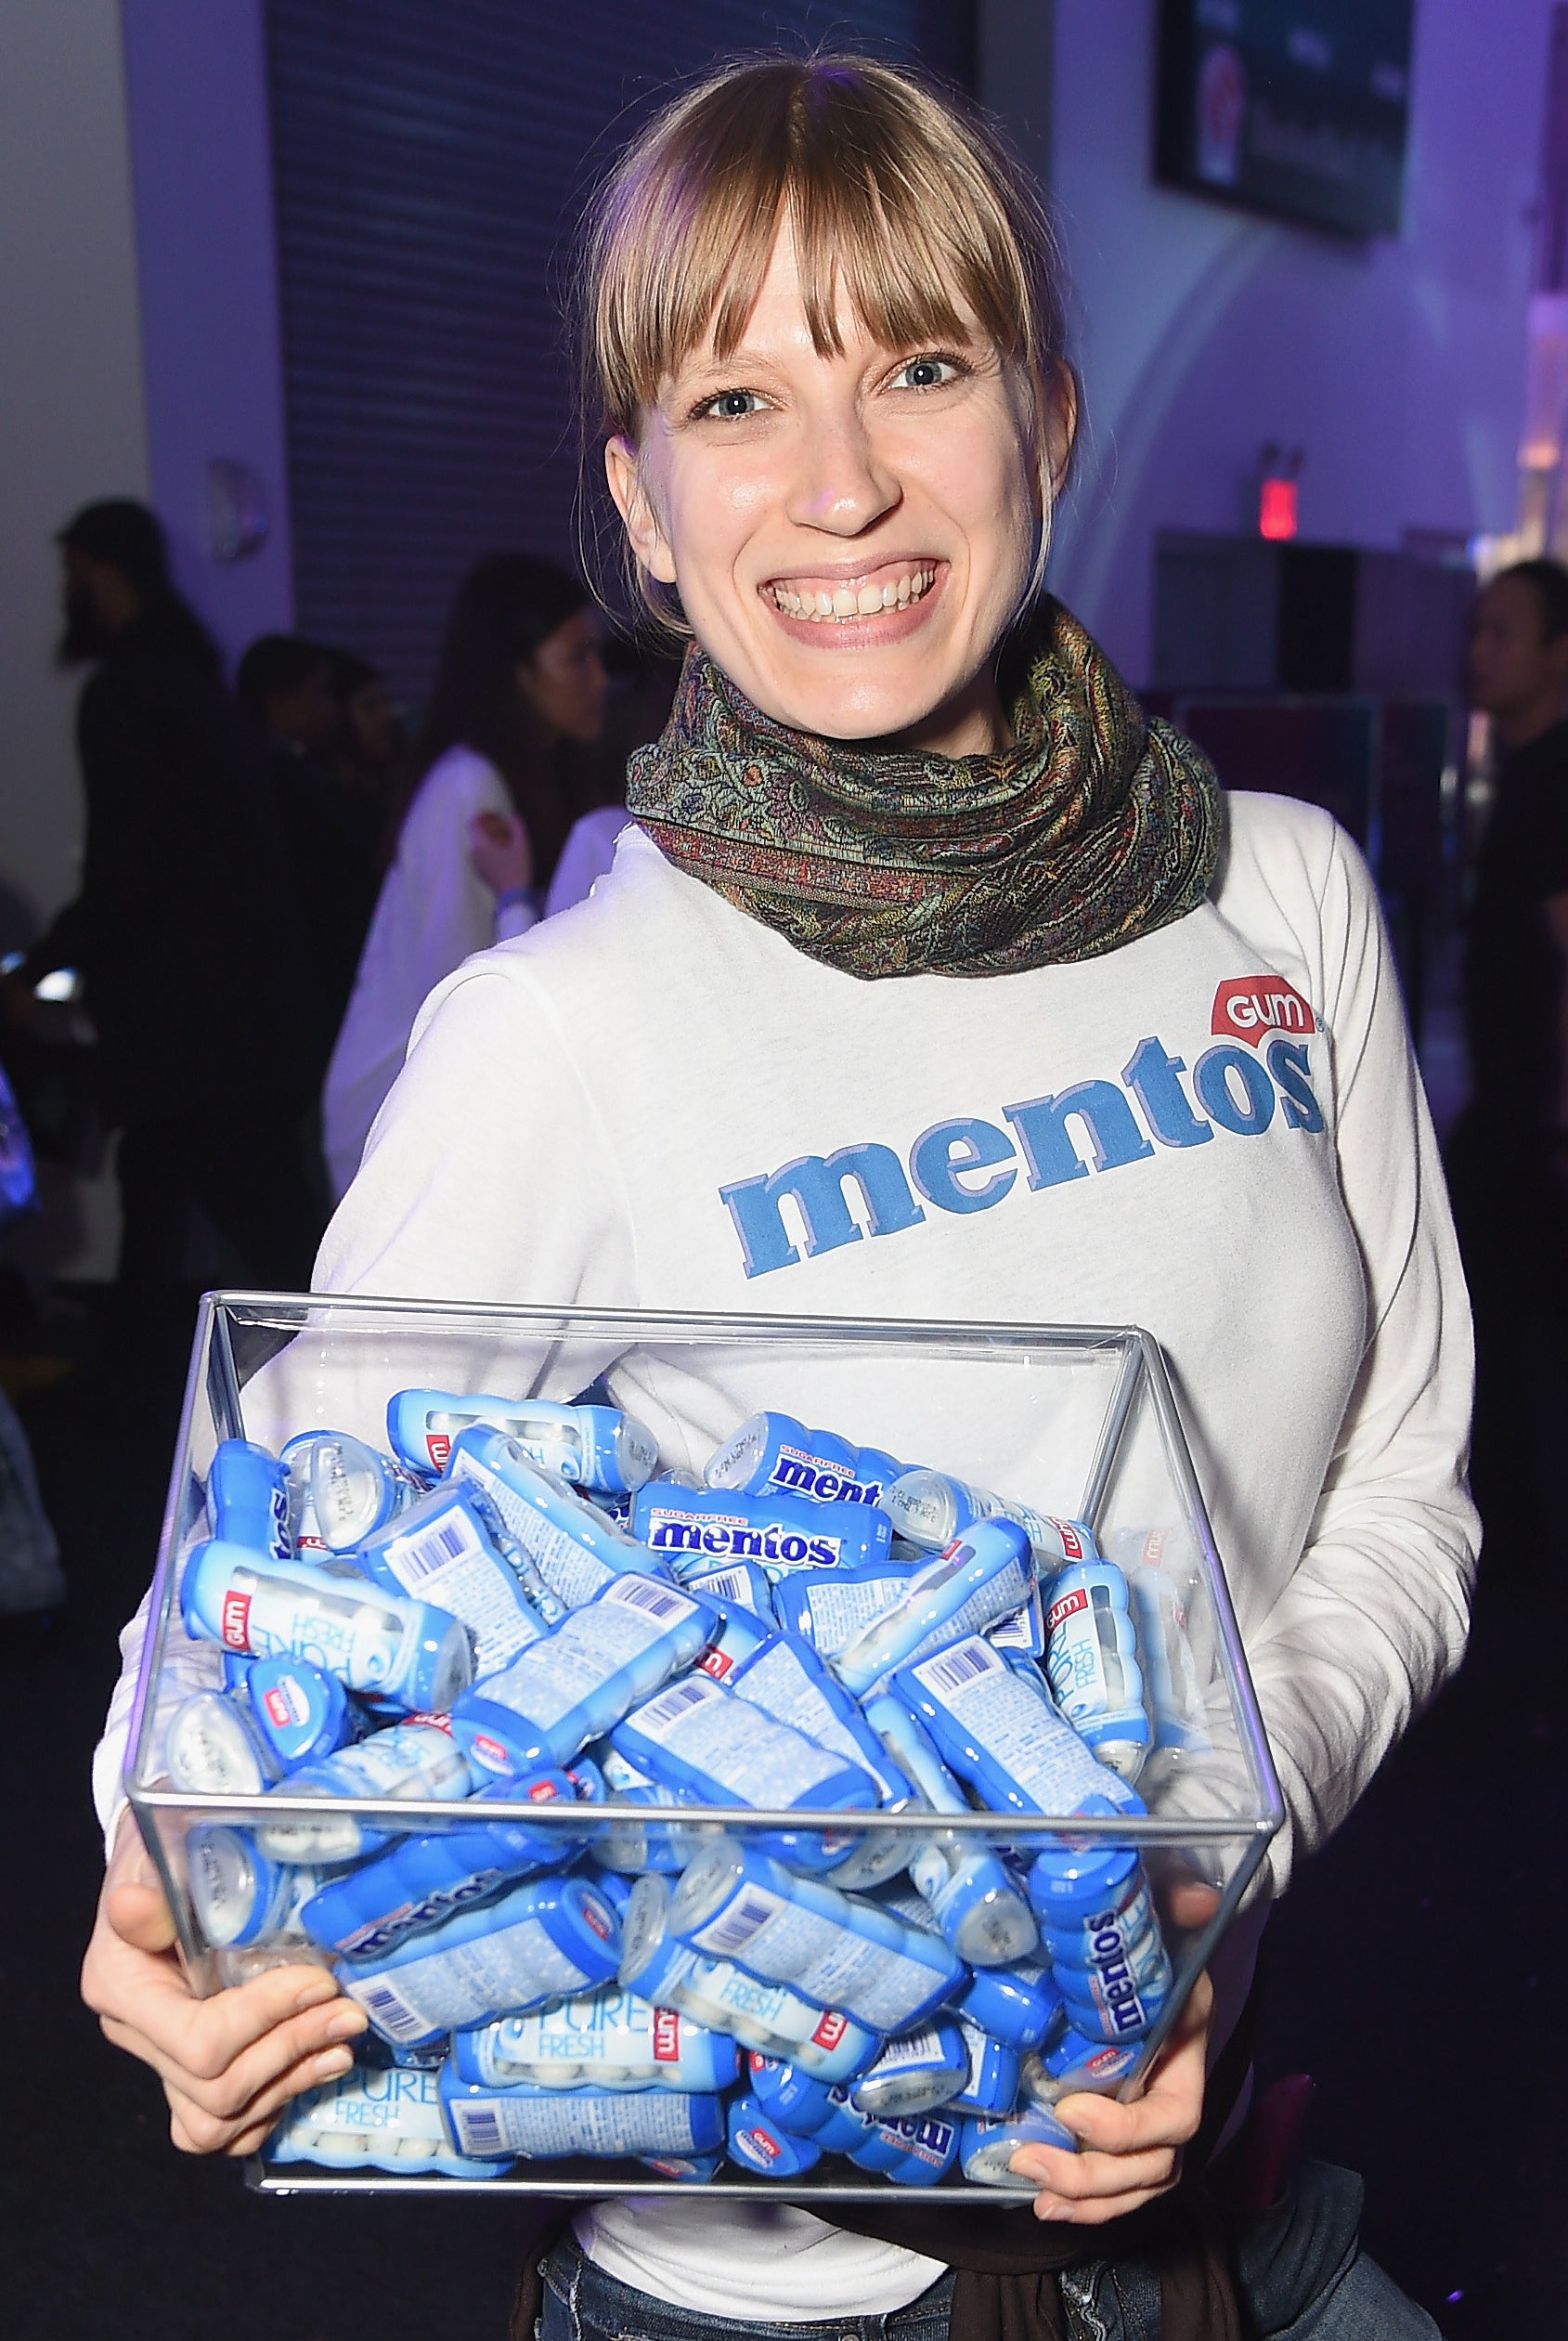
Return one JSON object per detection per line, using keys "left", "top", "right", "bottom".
{"left": 0, "top": 500, "right": 658, "bottom": 1320}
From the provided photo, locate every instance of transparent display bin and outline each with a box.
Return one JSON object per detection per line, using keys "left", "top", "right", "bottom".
{"left": 125, "top": 1291, "right": 1282, "bottom": 2199}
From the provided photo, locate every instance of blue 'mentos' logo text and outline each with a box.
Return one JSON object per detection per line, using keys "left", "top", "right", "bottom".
{"left": 718, "top": 1031, "right": 1323, "bottom": 1279}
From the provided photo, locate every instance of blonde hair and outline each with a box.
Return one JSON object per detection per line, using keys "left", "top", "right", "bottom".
{"left": 580, "top": 53, "right": 1075, "bottom": 625}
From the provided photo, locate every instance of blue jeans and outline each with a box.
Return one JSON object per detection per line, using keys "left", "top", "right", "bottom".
{"left": 539, "top": 2242, "right": 954, "bottom": 2341}
{"left": 1060, "top": 2163, "right": 1442, "bottom": 2339}
{"left": 538, "top": 2165, "right": 1443, "bottom": 2340}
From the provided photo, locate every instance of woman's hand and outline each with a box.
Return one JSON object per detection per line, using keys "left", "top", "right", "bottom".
{"left": 81, "top": 1812, "right": 367, "bottom": 2156}
{"left": 1010, "top": 1970, "right": 1212, "bottom": 2223}
{"left": 468, "top": 808, "right": 533, "bottom": 898}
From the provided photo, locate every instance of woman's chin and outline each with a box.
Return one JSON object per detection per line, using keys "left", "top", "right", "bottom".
{"left": 742, "top": 664, "right": 1003, "bottom": 757}
{"left": 755, "top": 687, "right": 946, "bottom": 746}
{"left": 729, "top": 647, "right": 958, "bottom": 748}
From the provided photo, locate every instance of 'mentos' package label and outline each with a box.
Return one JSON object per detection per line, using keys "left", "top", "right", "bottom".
{"left": 630, "top": 1483, "right": 890, "bottom": 1576}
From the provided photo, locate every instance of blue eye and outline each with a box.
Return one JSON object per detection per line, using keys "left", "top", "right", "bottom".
{"left": 702, "top": 389, "right": 762, "bottom": 420}
{"left": 898, "top": 357, "right": 957, "bottom": 390}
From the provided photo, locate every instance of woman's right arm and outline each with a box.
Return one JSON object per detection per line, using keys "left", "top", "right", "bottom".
{"left": 84, "top": 961, "right": 634, "bottom": 2145}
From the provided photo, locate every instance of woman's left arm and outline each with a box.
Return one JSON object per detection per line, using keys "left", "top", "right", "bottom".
{"left": 1017, "top": 828, "right": 1477, "bottom": 2217}
{"left": 1231, "top": 826, "right": 1478, "bottom": 1902}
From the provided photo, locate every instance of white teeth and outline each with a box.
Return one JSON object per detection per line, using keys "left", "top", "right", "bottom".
{"left": 771, "top": 568, "right": 936, "bottom": 619}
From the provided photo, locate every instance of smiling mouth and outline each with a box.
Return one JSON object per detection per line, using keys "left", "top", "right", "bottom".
{"left": 765, "top": 564, "right": 939, "bottom": 621}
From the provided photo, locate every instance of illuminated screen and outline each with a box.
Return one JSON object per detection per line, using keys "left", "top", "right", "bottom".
{"left": 1154, "top": 0, "right": 1414, "bottom": 239}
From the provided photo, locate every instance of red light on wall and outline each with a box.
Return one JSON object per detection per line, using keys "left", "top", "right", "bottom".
{"left": 1259, "top": 477, "right": 1299, "bottom": 540}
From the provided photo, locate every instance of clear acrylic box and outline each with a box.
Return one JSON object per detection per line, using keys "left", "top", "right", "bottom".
{"left": 124, "top": 1291, "right": 1282, "bottom": 2198}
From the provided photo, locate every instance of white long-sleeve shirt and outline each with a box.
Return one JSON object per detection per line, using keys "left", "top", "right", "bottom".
{"left": 95, "top": 792, "right": 1474, "bottom": 2321}
{"left": 321, "top": 746, "right": 538, "bottom": 1199}
{"left": 544, "top": 804, "right": 630, "bottom": 918}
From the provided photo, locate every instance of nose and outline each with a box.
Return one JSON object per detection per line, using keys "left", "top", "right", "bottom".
{"left": 784, "top": 403, "right": 901, "bottom": 539}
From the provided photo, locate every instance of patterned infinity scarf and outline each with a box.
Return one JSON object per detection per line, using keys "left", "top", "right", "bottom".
{"left": 625, "top": 596, "right": 1223, "bottom": 979}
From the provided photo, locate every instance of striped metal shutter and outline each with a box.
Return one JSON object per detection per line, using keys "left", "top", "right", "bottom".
{"left": 265, "top": 1, "right": 975, "bottom": 702}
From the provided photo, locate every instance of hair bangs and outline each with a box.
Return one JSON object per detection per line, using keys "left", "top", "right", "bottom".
{"left": 778, "top": 79, "right": 1037, "bottom": 376}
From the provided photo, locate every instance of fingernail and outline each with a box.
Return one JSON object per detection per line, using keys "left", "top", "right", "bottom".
{"left": 314, "top": 2045, "right": 355, "bottom": 2080}
{"left": 324, "top": 2005, "right": 368, "bottom": 2040}
{"left": 292, "top": 1976, "right": 337, "bottom": 2012}
{"left": 1034, "top": 2197, "right": 1071, "bottom": 2222}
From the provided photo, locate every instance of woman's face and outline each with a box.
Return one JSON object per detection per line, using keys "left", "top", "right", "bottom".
{"left": 518, "top": 607, "right": 609, "bottom": 744}
{"left": 606, "top": 226, "right": 1043, "bottom": 757}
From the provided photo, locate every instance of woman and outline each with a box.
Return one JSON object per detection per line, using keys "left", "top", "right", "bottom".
{"left": 321, "top": 554, "right": 610, "bottom": 1196}
{"left": 83, "top": 56, "right": 1471, "bottom": 2341}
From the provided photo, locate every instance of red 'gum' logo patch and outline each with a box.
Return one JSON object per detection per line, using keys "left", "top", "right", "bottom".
{"left": 1211, "top": 976, "right": 1315, "bottom": 1046}
{"left": 220, "top": 1590, "right": 251, "bottom": 1650}
{"left": 1046, "top": 1586, "right": 1089, "bottom": 1633}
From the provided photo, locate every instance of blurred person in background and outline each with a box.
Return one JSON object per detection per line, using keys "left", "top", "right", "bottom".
{"left": 0, "top": 502, "right": 322, "bottom": 1330}
{"left": 1449, "top": 557, "right": 1568, "bottom": 1575}
{"left": 472, "top": 631, "right": 683, "bottom": 916}
{"left": 321, "top": 553, "right": 611, "bottom": 1197}
{"left": 324, "top": 646, "right": 406, "bottom": 799}
{"left": 235, "top": 631, "right": 339, "bottom": 762}
{"left": 238, "top": 633, "right": 384, "bottom": 1078}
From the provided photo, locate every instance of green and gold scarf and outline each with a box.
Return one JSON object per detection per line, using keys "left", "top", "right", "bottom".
{"left": 625, "top": 597, "right": 1222, "bottom": 979}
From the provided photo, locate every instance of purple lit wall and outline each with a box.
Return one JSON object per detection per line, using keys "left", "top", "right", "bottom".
{"left": 120, "top": 0, "right": 294, "bottom": 670}
{"left": 1046, "top": 0, "right": 1555, "bottom": 684}
{"left": 0, "top": 2, "right": 148, "bottom": 939}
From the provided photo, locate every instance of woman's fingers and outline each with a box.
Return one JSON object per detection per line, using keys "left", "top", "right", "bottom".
{"left": 168, "top": 2106, "right": 276, "bottom": 2159}
{"left": 162, "top": 2041, "right": 349, "bottom": 2157}
{"left": 1008, "top": 2123, "right": 1186, "bottom": 2192}
{"left": 102, "top": 1875, "right": 180, "bottom": 1954}
{"left": 85, "top": 1893, "right": 348, "bottom": 2079}
{"left": 99, "top": 1981, "right": 364, "bottom": 2120}
{"left": 1010, "top": 1971, "right": 1213, "bottom": 2221}
{"left": 1009, "top": 2138, "right": 1183, "bottom": 2216}
{"left": 1162, "top": 1878, "right": 1223, "bottom": 1931}
{"left": 85, "top": 1892, "right": 363, "bottom": 2101}
{"left": 136, "top": 1962, "right": 350, "bottom": 2085}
